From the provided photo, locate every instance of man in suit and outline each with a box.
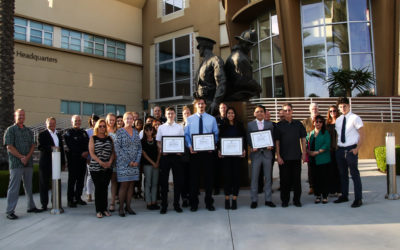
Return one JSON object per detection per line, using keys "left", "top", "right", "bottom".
{"left": 247, "top": 105, "right": 276, "bottom": 209}
{"left": 184, "top": 97, "right": 219, "bottom": 211}
{"left": 38, "top": 117, "right": 66, "bottom": 211}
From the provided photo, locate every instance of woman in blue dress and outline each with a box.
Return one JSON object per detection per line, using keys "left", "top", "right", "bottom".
{"left": 114, "top": 112, "right": 142, "bottom": 217}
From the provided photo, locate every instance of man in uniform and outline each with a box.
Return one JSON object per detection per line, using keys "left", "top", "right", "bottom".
{"left": 193, "top": 36, "right": 226, "bottom": 115}
{"left": 4, "top": 109, "right": 41, "bottom": 219}
{"left": 64, "top": 115, "right": 89, "bottom": 208}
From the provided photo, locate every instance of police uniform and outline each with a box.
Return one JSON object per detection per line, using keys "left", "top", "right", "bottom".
{"left": 64, "top": 128, "right": 89, "bottom": 204}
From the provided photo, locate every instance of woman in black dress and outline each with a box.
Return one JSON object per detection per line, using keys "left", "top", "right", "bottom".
{"left": 326, "top": 105, "right": 341, "bottom": 196}
{"left": 218, "top": 107, "right": 246, "bottom": 210}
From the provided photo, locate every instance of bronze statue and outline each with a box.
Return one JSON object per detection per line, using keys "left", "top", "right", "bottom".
{"left": 193, "top": 36, "right": 226, "bottom": 115}
{"left": 224, "top": 29, "right": 261, "bottom": 101}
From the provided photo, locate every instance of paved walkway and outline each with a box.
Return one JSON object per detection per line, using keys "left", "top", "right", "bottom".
{"left": 1, "top": 160, "right": 400, "bottom": 250}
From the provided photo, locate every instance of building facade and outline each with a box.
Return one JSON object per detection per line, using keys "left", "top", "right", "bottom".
{"left": 223, "top": 0, "right": 400, "bottom": 98}
{"left": 13, "top": 0, "right": 144, "bottom": 126}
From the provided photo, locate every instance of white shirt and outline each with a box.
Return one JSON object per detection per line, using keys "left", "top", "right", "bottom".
{"left": 48, "top": 129, "right": 59, "bottom": 147}
{"left": 255, "top": 119, "right": 264, "bottom": 130}
{"left": 156, "top": 122, "right": 184, "bottom": 141}
{"left": 139, "top": 130, "right": 143, "bottom": 139}
{"left": 335, "top": 112, "right": 363, "bottom": 147}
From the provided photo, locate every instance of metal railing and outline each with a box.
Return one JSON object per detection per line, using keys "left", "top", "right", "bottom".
{"left": 248, "top": 97, "right": 400, "bottom": 123}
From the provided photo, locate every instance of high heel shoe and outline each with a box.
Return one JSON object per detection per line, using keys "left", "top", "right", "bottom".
{"left": 119, "top": 209, "right": 125, "bottom": 217}
{"left": 125, "top": 207, "right": 136, "bottom": 215}
{"left": 231, "top": 200, "right": 237, "bottom": 210}
{"left": 225, "top": 199, "right": 230, "bottom": 210}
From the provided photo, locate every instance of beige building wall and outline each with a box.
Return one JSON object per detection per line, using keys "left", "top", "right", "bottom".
{"left": 14, "top": 43, "right": 142, "bottom": 126}
{"left": 142, "top": 0, "right": 224, "bottom": 107}
{"left": 15, "top": 0, "right": 142, "bottom": 45}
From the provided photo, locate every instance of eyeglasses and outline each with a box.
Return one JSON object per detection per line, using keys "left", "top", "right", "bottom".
{"left": 98, "top": 125, "right": 106, "bottom": 128}
{"left": 329, "top": 110, "right": 337, "bottom": 113}
{"left": 315, "top": 120, "right": 324, "bottom": 124}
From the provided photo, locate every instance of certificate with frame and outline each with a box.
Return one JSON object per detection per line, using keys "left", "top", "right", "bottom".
{"left": 162, "top": 136, "right": 185, "bottom": 153}
{"left": 221, "top": 137, "right": 243, "bottom": 156}
{"left": 250, "top": 130, "right": 273, "bottom": 149}
{"left": 192, "top": 133, "right": 215, "bottom": 152}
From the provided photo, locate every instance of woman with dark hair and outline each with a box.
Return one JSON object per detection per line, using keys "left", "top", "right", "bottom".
{"left": 326, "top": 105, "right": 341, "bottom": 196}
{"left": 88, "top": 119, "right": 114, "bottom": 218}
{"left": 218, "top": 107, "right": 246, "bottom": 210}
{"left": 307, "top": 115, "right": 331, "bottom": 204}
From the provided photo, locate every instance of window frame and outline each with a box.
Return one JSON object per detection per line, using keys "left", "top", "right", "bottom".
{"left": 163, "top": 0, "right": 185, "bottom": 16}
{"left": 14, "top": 17, "right": 53, "bottom": 46}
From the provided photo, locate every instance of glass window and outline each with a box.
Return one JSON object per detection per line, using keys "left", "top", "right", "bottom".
{"left": 251, "top": 43, "right": 259, "bottom": 69}
{"left": 163, "top": 0, "right": 184, "bottom": 15}
{"left": 302, "top": 0, "right": 324, "bottom": 27}
{"left": 14, "top": 17, "right": 53, "bottom": 45}
{"left": 106, "top": 104, "right": 116, "bottom": 114}
{"left": 301, "top": 0, "right": 375, "bottom": 97}
{"left": 326, "top": 24, "right": 349, "bottom": 55}
{"left": 349, "top": 22, "right": 372, "bottom": 53}
{"left": 348, "top": 0, "right": 370, "bottom": 21}
{"left": 116, "top": 105, "right": 126, "bottom": 116}
{"left": 274, "top": 64, "right": 285, "bottom": 97}
{"left": 61, "top": 101, "right": 68, "bottom": 114}
{"left": 324, "top": 0, "right": 347, "bottom": 24}
{"left": 272, "top": 36, "right": 282, "bottom": 63}
{"left": 259, "top": 14, "right": 270, "bottom": 40}
{"left": 68, "top": 101, "right": 81, "bottom": 115}
{"left": 260, "top": 39, "right": 271, "bottom": 67}
{"left": 271, "top": 11, "right": 279, "bottom": 36}
{"left": 304, "top": 57, "right": 328, "bottom": 97}
{"left": 261, "top": 67, "right": 273, "bottom": 98}
{"left": 94, "top": 103, "right": 104, "bottom": 115}
{"left": 83, "top": 103, "right": 93, "bottom": 116}
{"left": 303, "top": 26, "right": 325, "bottom": 57}
{"left": 156, "top": 34, "right": 193, "bottom": 99}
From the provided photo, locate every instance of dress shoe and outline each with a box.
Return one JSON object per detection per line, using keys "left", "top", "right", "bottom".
{"left": 351, "top": 199, "right": 363, "bottom": 208}
{"left": 206, "top": 205, "right": 215, "bottom": 211}
{"left": 250, "top": 202, "right": 257, "bottom": 209}
{"left": 265, "top": 201, "right": 276, "bottom": 207}
{"left": 160, "top": 207, "right": 167, "bottom": 214}
{"left": 76, "top": 199, "right": 87, "bottom": 205}
{"left": 182, "top": 200, "right": 189, "bottom": 208}
{"left": 231, "top": 200, "right": 237, "bottom": 210}
{"left": 190, "top": 206, "right": 198, "bottom": 212}
{"left": 27, "top": 207, "right": 42, "bottom": 213}
{"left": 225, "top": 200, "right": 230, "bottom": 210}
{"left": 41, "top": 207, "right": 48, "bottom": 211}
{"left": 294, "top": 201, "right": 302, "bottom": 207}
{"left": 68, "top": 201, "right": 77, "bottom": 208}
{"left": 146, "top": 205, "right": 153, "bottom": 210}
{"left": 152, "top": 204, "right": 160, "bottom": 210}
{"left": 334, "top": 196, "right": 349, "bottom": 203}
{"left": 7, "top": 213, "right": 18, "bottom": 220}
{"left": 282, "top": 202, "right": 289, "bottom": 208}
{"left": 119, "top": 210, "right": 125, "bottom": 217}
{"left": 174, "top": 206, "right": 183, "bottom": 213}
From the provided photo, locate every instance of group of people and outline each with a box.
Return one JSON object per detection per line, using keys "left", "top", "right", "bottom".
{"left": 4, "top": 96, "right": 364, "bottom": 220}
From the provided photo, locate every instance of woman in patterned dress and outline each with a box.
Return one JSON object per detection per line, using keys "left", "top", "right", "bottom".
{"left": 114, "top": 112, "right": 142, "bottom": 217}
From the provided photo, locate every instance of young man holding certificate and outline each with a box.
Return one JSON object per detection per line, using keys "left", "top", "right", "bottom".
{"left": 184, "top": 97, "right": 219, "bottom": 212}
{"left": 247, "top": 105, "right": 276, "bottom": 209}
{"left": 156, "top": 107, "right": 185, "bottom": 214}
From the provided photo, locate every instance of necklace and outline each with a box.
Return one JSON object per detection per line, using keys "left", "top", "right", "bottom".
{"left": 147, "top": 139, "right": 154, "bottom": 145}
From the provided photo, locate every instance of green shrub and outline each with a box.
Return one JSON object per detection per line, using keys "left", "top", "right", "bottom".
{"left": 374, "top": 145, "right": 400, "bottom": 175}
{"left": 0, "top": 164, "right": 40, "bottom": 198}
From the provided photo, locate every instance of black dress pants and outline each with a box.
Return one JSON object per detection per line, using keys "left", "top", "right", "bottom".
{"left": 222, "top": 157, "right": 240, "bottom": 196}
{"left": 181, "top": 160, "right": 190, "bottom": 201}
{"left": 328, "top": 150, "right": 341, "bottom": 194}
{"left": 311, "top": 162, "right": 329, "bottom": 198}
{"left": 90, "top": 169, "right": 112, "bottom": 213}
{"left": 67, "top": 154, "right": 87, "bottom": 202}
{"left": 159, "top": 155, "right": 184, "bottom": 208}
{"left": 39, "top": 164, "right": 51, "bottom": 208}
{"left": 279, "top": 159, "right": 302, "bottom": 203}
{"left": 189, "top": 152, "right": 215, "bottom": 207}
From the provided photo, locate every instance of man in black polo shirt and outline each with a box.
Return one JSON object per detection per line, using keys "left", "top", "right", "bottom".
{"left": 275, "top": 103, "right": 307, "bottom": 207}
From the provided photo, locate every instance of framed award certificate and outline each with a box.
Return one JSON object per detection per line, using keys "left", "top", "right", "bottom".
{"left": 162, "top": 136, "right": 185, "bottom": 153}
{"left": 221, "top": 137, "right": 243, "bottom": 156}
{"left": 192, "top": 133, "right": 215, "bottom": 151}
{"left": 250, "top": 130, "right": 273, "bottom": 149}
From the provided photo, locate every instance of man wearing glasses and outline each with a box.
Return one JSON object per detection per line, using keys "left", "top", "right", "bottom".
{"left": 334, "top": 97, "right": 364, "bottom": 208}
{"left": 275, "top": 103, "right": 307, "bottom": 207}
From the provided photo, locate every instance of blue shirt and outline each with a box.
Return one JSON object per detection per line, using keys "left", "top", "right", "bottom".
{"left": 184, "top": 112, "right": 219, "bottom": 147}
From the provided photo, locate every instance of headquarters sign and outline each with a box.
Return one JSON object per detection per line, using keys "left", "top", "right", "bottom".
{"left": 15, "top": 50, "right": 58, "bottom": 63}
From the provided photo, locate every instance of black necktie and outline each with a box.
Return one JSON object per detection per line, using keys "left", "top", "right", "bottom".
{"left": 341, "top": 116, "right": 346, "bottom": 143}
{"left": 199, "top": 115, "right": 203, "bottom": 134}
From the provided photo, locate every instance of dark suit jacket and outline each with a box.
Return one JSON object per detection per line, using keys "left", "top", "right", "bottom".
{"left": 38, "top": 130, "right": 65, "bottom": 169}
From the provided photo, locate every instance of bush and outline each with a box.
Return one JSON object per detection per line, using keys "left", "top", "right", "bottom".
{"left": 374, "top": 145, "right": 400, "bottom": 175}
{"left": 0, "top": 164, "right": 40, "bottom": 197}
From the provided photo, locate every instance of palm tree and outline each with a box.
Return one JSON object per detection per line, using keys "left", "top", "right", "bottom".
{"left": 325, "top": 67, "right": 375, "bottom": 97}
{"left": 0, "top": 0, "right": 15, "bottom": 169}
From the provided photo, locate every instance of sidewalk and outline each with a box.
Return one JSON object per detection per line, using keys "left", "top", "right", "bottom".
{"left": 1, "top": 160, "right": 400, "bottom": 250}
